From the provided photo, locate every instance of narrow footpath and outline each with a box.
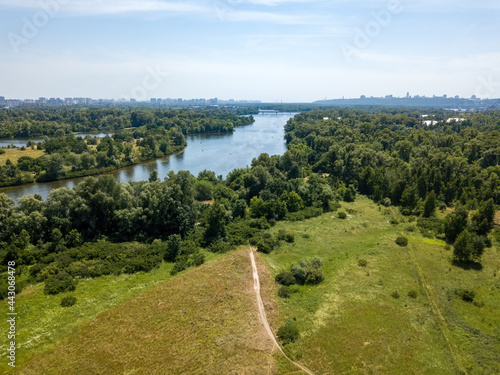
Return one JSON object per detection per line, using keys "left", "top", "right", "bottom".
{"left": 249, "top": 247, "right": 315, "bottom": 375}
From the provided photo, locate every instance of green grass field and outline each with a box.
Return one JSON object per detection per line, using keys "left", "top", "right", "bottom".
{"left": 1, "top": 250, "right": 303, "bottom": 375}
{"left": 261, "top": 197, "right": 500, "bottom": 374}
{"left": 1, "top": 196, "right": 498, "bottom": 374}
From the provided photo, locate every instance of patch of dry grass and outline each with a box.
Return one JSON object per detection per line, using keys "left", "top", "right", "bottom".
{"left": 0, "top": 147, "right": 44, "bottom": 165}
{"left": 14, "top": 249, "right": 281, "bottom": 375}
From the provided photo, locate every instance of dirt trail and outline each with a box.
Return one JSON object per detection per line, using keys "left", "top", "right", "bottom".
{"left": 249, "top": 247, "right": 315, "bottom": 375}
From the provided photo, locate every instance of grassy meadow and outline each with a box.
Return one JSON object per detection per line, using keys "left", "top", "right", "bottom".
{"left": 1, "top": 249, "right": 303, "bottom": 375}
{"left": 0, "top": 148, "right": 44, "bottom": 166}
{"left": 1, "top": 196, "right": 498, "bottom": 374}
{"left": 261, "top": 196, "right": 500, "bottom": 374}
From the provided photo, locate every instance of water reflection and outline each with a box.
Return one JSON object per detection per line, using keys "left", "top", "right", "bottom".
{"left": 0, "top": 113, "right": 295, "bottom": 202}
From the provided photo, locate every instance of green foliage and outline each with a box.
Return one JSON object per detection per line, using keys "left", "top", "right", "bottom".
{"left": 391, "top": 291, "right": 400, "bottom": 299}
{"left": 395, "top": 236, "right": 408, "bottom": 247}
{"left": 423, "top": 191, "right": 437, "bottom": 217}
{"left": 275, "top": 271, "right": 296, "bottom": 286}
{"left": 278, "top": 286, "right": 291, "bottom": 299}
{"left": 44, "top": 272, "right": 78, "bottom": 295}
{"left": 453, "top": 230, "right": 485, "bottom": 264}
{"left": 454, "top": 289, "right": 475, "bottom": 303}
{"left": 164, "top": 235, "right": 182, "bottom": 262}
{"left": 407, "top": 290, "right": 418, "bottom": 299}
{"left": 277, "top": 320, "right": 300, "bottom": 344}
{"left": 60, "top": 296, "right": 77, "bottom": 307}
{"left": 444, "top": 207, "right": 468, "bottom": 244}
{"left": 276, "top": 229, "right": 295, "bottom": 243}
{"left": 256, "top": 234, "right": 278, "bottom": 254}
{"left": 337, "top": 211, "right": 347, "bottom": 219}
{"left": 416, "top": 216, "right": 442, "bottom": 238}
{"left": 290, "top": 257, "right": 324, "bottom": 285}
{"left": 285, "top": 207, "right": 323, "bottom": 221}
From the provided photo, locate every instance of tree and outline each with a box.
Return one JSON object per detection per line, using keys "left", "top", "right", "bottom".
{"left": 204, "top": 202, "right": 228, "bottom": 242}
{"left": 453, "top": 229, "right": 485, "bottom": 264}
{"left": 423, "top": 191, "right": 437, "bottom": 217}
{"left": 164, "top": 234, "right": 181, "bottom": 262}
{"left": 444, "top": 207, "right": 468, "bottom": 243}
{"left": 471, "top": 198, "right": 495, "bottom": 236}
{"left": 277, "top": 320, "right": 299, "bottom": 344}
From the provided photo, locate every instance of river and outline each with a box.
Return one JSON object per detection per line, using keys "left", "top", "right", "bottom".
{"left": 0, "top": 113, "right": 295, "bottom": 202}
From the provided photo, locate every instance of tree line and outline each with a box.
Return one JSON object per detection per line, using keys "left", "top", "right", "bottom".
{"left": 0, "top": 107, "right": 498, "bottom": 299}
{"left": 0, "top": 108, "right": 255, "bottom": 187}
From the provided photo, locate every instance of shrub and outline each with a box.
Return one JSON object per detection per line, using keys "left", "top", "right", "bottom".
{"left": 60, "top": 296, "right": 77, "bottom": 307}
{"left": 408, "top": 290, "right": 418, "bottom": 299}
{"left": 188, "top": 252, "right": 205, "bottom": 267}
{"left": 275, "top": 271, "right": 296, "bottom": 286}
{"left": 278, "top": 286, "right": 291, "bottom": 298}
{"left": 208, "top": 240, "right": 231, "bottom": 253}
{"left": 391, "top": 291, "right": 400, "bottom": 299}
{"left": 357, "top": 259, "right": 368, "bottom": 267}
{"left": 290, "top": 257, "right": 324, "bottom": 285}
{"left": 170, "top": 259, "right": 188, "bottom": 276}
{"left": 277, "top": 230, "right": 295, "bottom": 243}
{"left": 164, "top": 235, "right": 182, "bottom": 262}
{"left": 44, "top": 272, "right": 77, "bottom": 295}
{"left": 256, "top": 234, "right": 278, "bottom": 254}
{"left": 277, "top": 320, "right": 299, "bottom": 344}
{"left": 455, "top": 289, "right": 475, "bottom": 303}
{"left": 381, "top": 197, "right": 391, "bottom": 207}
{"left": 395, "top": 236, "right": 408, "bottom": 247}
{"left": 337, "top": 211, "right": 347, "bottom": 219}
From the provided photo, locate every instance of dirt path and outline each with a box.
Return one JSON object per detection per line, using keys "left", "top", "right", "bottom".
{"left": 249, "top": 247, "right": 315, "bottom": 375}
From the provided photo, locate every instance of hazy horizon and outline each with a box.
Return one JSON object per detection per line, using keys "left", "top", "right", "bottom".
{"left": 1, "top": 0, "right": 499, "bottom": 102}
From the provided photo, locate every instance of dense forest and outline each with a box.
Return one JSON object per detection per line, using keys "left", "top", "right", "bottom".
{"left": 0, "top": 107, "right": 256, "bottom": 138}
{"left": 1, "top": 107, "right": 498, "bottom": 300}
{"left": 0, "top": 109, "right": 254, "bottom": 187}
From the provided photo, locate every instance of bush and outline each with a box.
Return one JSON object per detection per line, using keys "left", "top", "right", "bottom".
{"left": 277, "top": 320, "right": 299, "bottom": 344}
{"left": 391, "top": 291, "right": 400, "bottom": 299}
{"left": 395, "top": 236, "right": 408, "bottom": 247}
{"left": 278, "top": 286, "right": 291, "bottom": 298}
{"left": 208, "top": 240, "right": 231, "bottom": 253}
{"left": 275, "top": 271, "right": 296, "bottom": 286}
{"left": 291, "top": 257, "right": 324, "bottom": 285}
{"left": 44, "top": 272, "right": 77, "bottom": 295}
{"left": 337, "top": 211, "right": 347, "bottom": 219}
{"left": 277, "top": 230, "right": 295, "bottom": 243}
{"left": 357, "top": 259, "right": 367, "bottom": 267}
{"left": 188, "top": 252, "right": 205, "bottom": 267}
{"left": 60, "top": 296, "right": 77, "bottom": 307}
{"left": 285, "top": 207, "right": 323, "bottom": 221}
{"left": 408, "top": 290, "right": 418, "bottom": 299}
{"left": 455, "top": 289, "right": 475, "bottom": 303}
{"left": 256, "top": 234, "right": 278, "bottom": 254}
{"left": 170, "top": 258, "right": 188, "bottom": 276}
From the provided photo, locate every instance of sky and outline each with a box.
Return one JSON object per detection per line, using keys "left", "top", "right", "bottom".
{"left": 0, "top": 0, "right": 499, "bottom": 102}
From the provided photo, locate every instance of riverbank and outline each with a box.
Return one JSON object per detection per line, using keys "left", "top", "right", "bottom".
{"left": 0, "top": 113, "right": 294, "bottom": 202}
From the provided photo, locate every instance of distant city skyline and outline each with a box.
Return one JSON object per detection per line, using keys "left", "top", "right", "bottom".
{"left": 0, "top": 0, "right": 499, "bottom": 102}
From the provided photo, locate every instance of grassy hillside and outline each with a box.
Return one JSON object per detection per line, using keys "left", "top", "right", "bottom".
{"left": 261, "top": 196, "right": 500, "bottom": 374}
{"left": 7, "top": 249, "right": 302, "bottom": 375}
